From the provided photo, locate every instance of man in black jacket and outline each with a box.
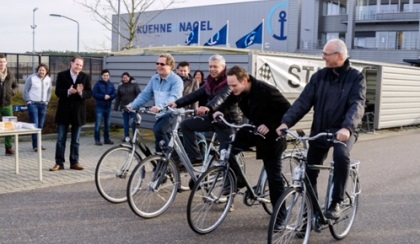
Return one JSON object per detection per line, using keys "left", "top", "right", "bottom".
{"left": 213, "top": 65, "right": 291, "bottom": 211}
{"left": 277, "top": 38, "right": 366, "bottom": 219}
{"left": 168, "top": 54, "right": 242, "bottom": 165}
{"left": 50, "top": 56, "right": 92, "bottom": 171}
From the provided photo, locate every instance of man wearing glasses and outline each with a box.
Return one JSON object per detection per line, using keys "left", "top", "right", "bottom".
{"left": 277, "top": 38, "right": 366, "bottom": 220}
{"left": 128, "top": 53, "right": 183, "bottom": 152}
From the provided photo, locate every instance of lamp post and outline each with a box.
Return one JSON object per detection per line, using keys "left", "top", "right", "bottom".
{"left": 49, "top": 14, "right": 79, "bottom": 53}
{"left": 31, "top": 7, "right": 38, "bottom": 73}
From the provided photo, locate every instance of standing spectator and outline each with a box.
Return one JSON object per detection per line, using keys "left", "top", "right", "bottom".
{"left": 0, "top": 54, "right": 19, "bottom": 156}
{"left": 50, "top": 56, "right": 92, "bottom": 171}
{"left": 193, "top": 70, "right": 206, "bottom": 107}
{"left": 92, "top": 69, "right": 117, "bottom": 146}
{"left": 277, "top": 38, "right": 366, "bottom": 219}
{"left": 114, "top": 72, "right": 141, "bottom": 142}
{"left": 23, "top": 63, "right": 52, "bottom": 152}
{"left": 176, "top": 61, "right": 200, "bottom": 110}
{"left": 128, "top": 53, "right": 183, "bottom": 152}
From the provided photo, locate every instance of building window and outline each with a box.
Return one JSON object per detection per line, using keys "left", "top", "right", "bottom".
{"left": 376, "top": 31, "right": 396, "bottom": 49}
{"left": 355, "top": 0, "right": 377, "bottom": 20}
{"left": 322, "top": 0, "right": 347, "bottom": 15}
{"left": 320, "top": 32, "right": 346, "bottom": 46}
{"left": 354, "top": 31, "right": 376, "bottom": 48}
{"left": 401, "top": 31, "right": 419, "bottom": 49}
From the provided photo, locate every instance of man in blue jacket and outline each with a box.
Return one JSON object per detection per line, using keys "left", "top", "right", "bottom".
{"left": 277, "top": 39, "right": 366, "bottom": 220}
{"left": 128, "top": 53, "right": 183, "bottom": 152}
{"left": 92, "top": 69, "right": 117, "bottom": 145}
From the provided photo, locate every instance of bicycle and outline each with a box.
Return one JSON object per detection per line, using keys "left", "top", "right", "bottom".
{"left": 126, "top": 107, "right": 224, "bottom": 218}
{"left": 95, "top": 107, "right": 154, "bottom": 203}
{"left": 186, "top": 115, "right": 280, "bottom": 234}
{"left": 267, "top": 129, "right": 361, "bottom": 243}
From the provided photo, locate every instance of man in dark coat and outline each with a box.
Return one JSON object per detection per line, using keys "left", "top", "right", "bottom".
{"left": 277, "top": 38, "right": 366, "bottom": 220}
{"left": 213, "top": 65, "right": 291, "bottom": 211}
{"left": 50, "top": 56, "right": 92, "bottom": 171}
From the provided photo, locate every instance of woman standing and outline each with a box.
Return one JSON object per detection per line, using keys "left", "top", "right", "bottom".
{"left": 23, "top": 63, "right": 52, "bottom": 152}
{"left": 113, "top": 72, "right": 141, "bottom": 142}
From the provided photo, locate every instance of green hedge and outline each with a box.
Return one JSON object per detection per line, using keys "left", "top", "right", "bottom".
{"left": 12, "top": 90, "right": 95, "bottom": 134}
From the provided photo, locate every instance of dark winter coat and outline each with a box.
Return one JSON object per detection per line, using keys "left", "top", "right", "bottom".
{"left": 114, "top": 80, "right": 141, "bottom": 111}
{"left": 281, "top": 59, "right": 366, "bottom": 137}
{"left": 54, "top": 69, "right": 92, "bottom": 126}
{"left": 175, "top": 71, "right": 243, "bottom": 124}
{"left": 218, "top": 76, "right": 291, "bottom": 159}
{"left": 0, "top": 70, "right": 18, "bottom": 106}
{"left": 92, "top": 79, "right": 117, "bottom": 109}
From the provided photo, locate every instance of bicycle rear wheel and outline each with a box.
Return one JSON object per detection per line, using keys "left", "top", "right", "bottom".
{"left": 127, "top": 155, "right": 179, "bottom": 218}
{"left": 329, "top": 169, "right": 360, "bottom": 240}
{"left": 261, "top": 175, "right": 272, "bottom": 215}
{"left": 268, "top": 187, "right": 312, "bottom": 244}
{"left": 95, "top": 146, "right": 142, "bottom": 203}
{"left": 187, "top": 166, "right": 235, "bottom": 234}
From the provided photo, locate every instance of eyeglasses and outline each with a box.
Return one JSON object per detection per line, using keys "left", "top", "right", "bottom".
{"left": 322, "top": 52, "right": 338, "bottom": 57}
{"left": 155, "top": 62, "right": 166, "bottom": 66}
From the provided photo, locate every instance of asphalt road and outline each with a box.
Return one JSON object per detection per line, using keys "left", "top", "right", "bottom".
{"left": 1, "top": 131, "right": 420, "bottom": 243}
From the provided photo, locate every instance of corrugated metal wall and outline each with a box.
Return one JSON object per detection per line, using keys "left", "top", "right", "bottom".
{"left": 376, "top": 65, "right": 420, "bottom": 129}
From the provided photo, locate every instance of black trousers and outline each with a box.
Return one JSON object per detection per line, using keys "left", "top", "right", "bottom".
{"left": 180, "top": 115, "right": 232, "bottom": 162}
{"left": 306, "top": 134, "right": 356, "bottom": 203}
{"left": 231, "top": 129, "right": 287, "bottom": 208}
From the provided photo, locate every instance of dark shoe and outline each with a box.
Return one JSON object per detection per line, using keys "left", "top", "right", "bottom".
{"left": 104, "top": 140, "right": 114, "bottom": 145}
{"left": 95, "top": 141, "right": 103, "bottom": 146}
{"left": 42, "top": 146, "right": 46, "bottom": 150}
{"left": 5, "top": 148, "right": 14, "bottom": 156}
{"left": 50, "top": 164, "right": 64, "bottom": 171}
{"left": 274, "top": 218, "right": 285, "bottom": 232}
{"left": 70, "top": 163, "right": 84, "bottom": 170}
{"left": 325, "top": 202, "right": 341, "bottom": 220}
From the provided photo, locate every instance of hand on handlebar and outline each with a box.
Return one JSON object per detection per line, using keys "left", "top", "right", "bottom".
{"left": 276, "top": 123, "right": 289, "bottom": 137}
{"left": 336, "top": 128, "right": 350, "bottom": 142}
{"left": 150, "top": 106, "right": 161, "bottom": 114}
{"left": 257, "top": 124, "right": 270, "bottom": 136}
{"left": 197, "top": 106, "right": 210, "bottom": 115}
{"left": 212, "top": 111, "right": 224, "bottom": 121}
{"left": 167, "top": 101, "right": 177, "bottom": 108}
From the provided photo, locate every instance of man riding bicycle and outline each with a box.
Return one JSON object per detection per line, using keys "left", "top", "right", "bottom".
{"left": 276, "top": 38, "right": 366, "bottom": 220}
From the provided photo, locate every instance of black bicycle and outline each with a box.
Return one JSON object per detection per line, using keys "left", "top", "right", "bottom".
{"left": 267, "top": 129, "right": 361, "bottom": 243}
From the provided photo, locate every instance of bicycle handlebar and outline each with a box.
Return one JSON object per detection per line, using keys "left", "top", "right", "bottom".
{"left": 279, "top": 129, "right": 346, "bottom": 146}
{"left": 214, "top": 114, "right": 266, "bottom": 139}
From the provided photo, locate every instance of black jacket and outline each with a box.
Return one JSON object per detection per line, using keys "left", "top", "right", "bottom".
{"left": 282, "top": 59, "right": 366, "bottom": 136}
{"left": 175, "top": 77, "right": 243, "bottom": 124}
{"left": 219, "top": 76, "right": 291, "bottom": 159}
{"left": 55, "top": 69, "right": 92, "bottom": 126}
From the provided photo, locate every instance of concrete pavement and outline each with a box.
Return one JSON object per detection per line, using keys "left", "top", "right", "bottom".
{"left": 0, "top": 126, "right": 418, "bottom": 195}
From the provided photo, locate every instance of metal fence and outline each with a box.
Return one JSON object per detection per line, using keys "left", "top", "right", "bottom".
{"left": 3, "top": 53, "right": 104, "bottom": 85}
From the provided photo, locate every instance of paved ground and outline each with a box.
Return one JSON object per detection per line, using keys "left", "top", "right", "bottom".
{"left": 0, "top": 126, "right": 418, "bottom": 195}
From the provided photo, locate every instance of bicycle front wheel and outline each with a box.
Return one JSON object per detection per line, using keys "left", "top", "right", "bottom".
{"left": 187, "top": 166, "right": 235, "bottom": 234}
{"left": 127, "top": 155, "right": 179, "bottom": 218}
{"left": 268, "top": 187, "right": 312, "bottom": 244}
{"left": 95, "top": 146, "right": 142, "bottom": 203}
{"left": 281, "top": 155, "right": 300, "bottom": 187}
{"left": 329, "top": 169, "right": 360, "bottom": 240}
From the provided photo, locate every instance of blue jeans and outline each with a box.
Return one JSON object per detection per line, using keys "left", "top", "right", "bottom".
{"left": 153, "top": 112, "right": 177, "bottom": 152}
{"left": 27, "top": 103, "right": 47, "bottom": 149}
{"left": 122, "top": 111, "right": 136, "bottom": 138}
{"left": 55, "top": 124, "right": 82, "bottom": 165}
{"left": 94, "top": 107, "right": 111, "bottom": 142}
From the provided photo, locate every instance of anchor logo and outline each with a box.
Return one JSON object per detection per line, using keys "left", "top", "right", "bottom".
{"left": 206, "top": 33, "right": 220, "bottom": 46}
{"left": 267, "top": 1, "right": 288, "bottom": 41}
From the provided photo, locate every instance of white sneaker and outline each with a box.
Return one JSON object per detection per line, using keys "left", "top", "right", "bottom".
{"left": 123, "top": 137, "right": 130, "bottom": 142}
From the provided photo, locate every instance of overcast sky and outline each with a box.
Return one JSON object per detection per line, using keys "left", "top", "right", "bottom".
{"left": 1, "top": 0, "right": 256, "bottom": 53}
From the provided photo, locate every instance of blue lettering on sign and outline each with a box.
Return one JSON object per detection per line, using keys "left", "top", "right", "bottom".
{"left": 267, "top": 1, "right": 288, "bottom": 41}
{"left": 137, "top": 20, "right": 212, "bottom": 34}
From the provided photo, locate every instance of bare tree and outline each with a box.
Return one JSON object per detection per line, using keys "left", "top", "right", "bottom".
{"left": 75, "top": 0, "right": 181, "bottom": 51}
